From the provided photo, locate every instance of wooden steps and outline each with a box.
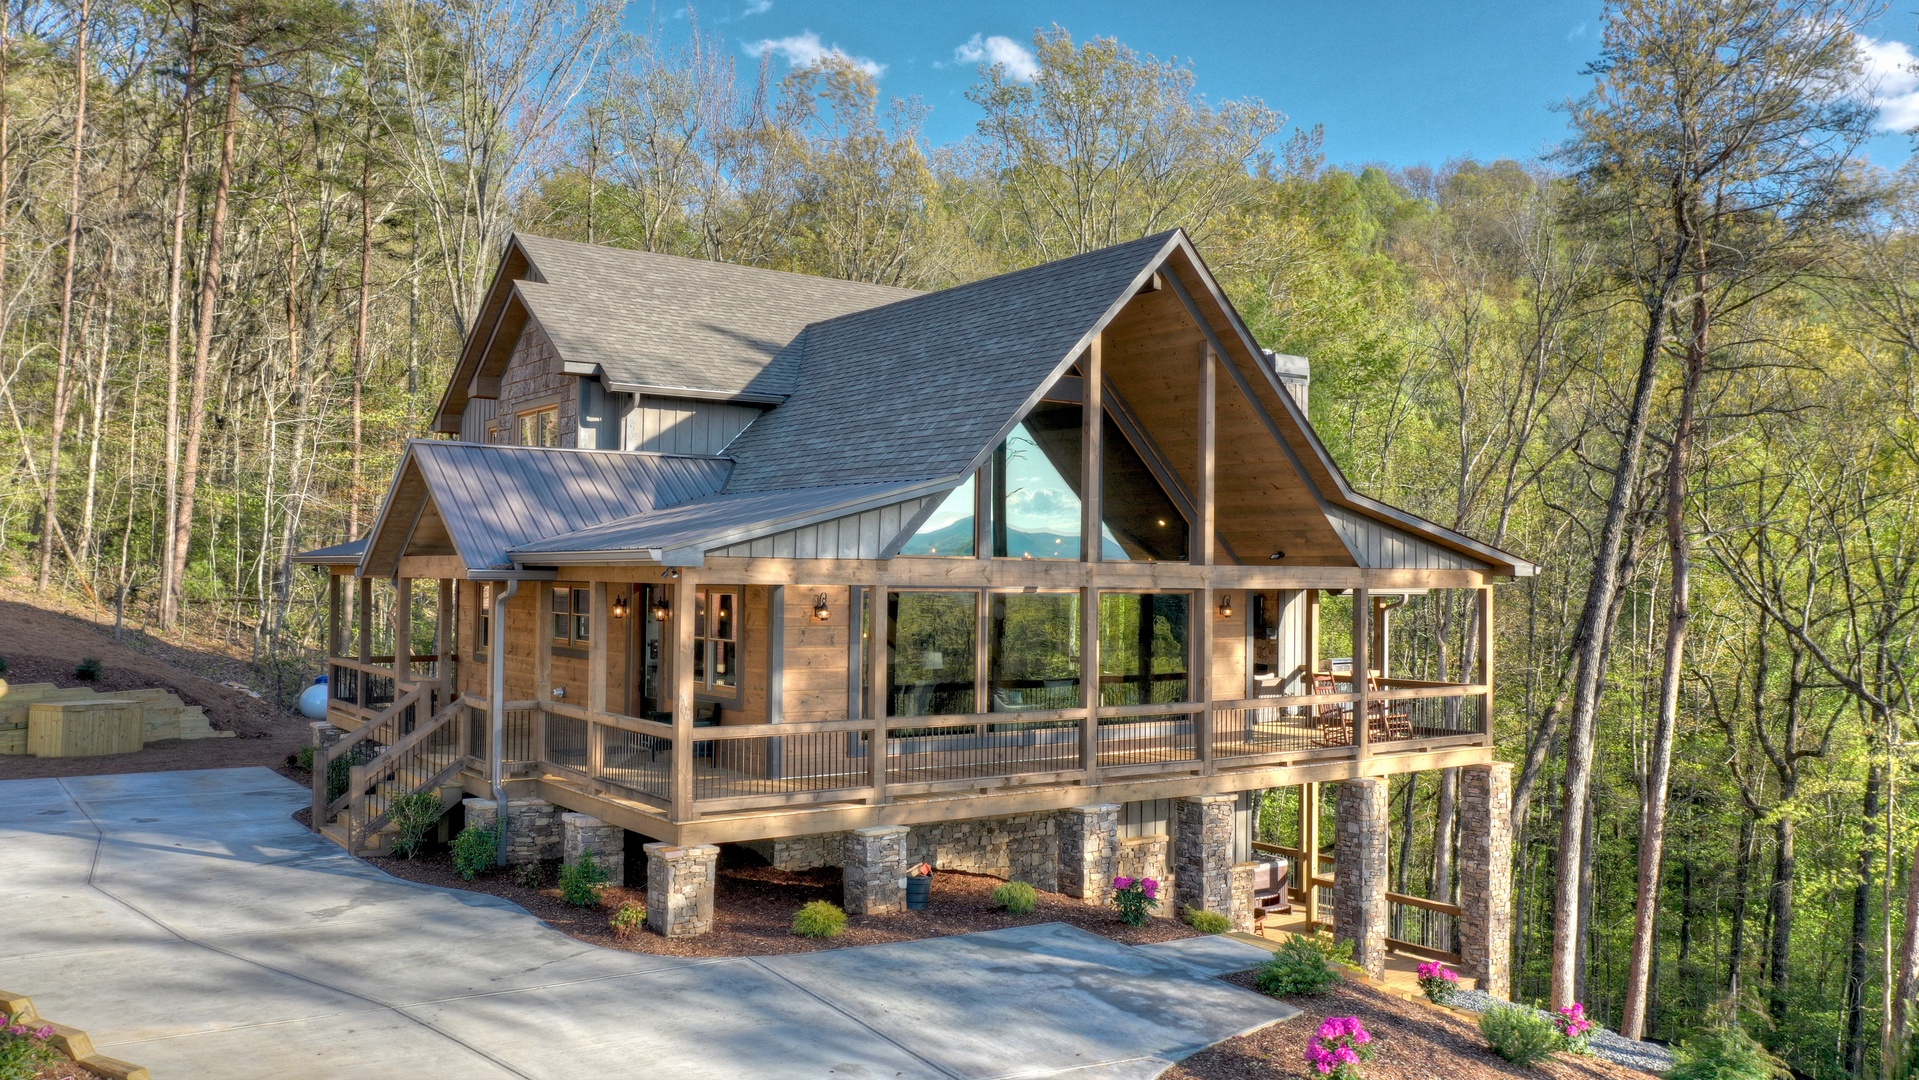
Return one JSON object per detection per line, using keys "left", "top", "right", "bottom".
{"left": 0, "top": 679, "right": 233, "bottom": 756}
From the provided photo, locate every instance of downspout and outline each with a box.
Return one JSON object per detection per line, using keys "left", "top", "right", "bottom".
{"left": 489, "top": 577, "right": 521, "bottom": 866}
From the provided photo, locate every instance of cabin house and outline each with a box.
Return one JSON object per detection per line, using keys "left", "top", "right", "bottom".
{"left": 297, "top": 230, "right": 1531, "bottom": 993}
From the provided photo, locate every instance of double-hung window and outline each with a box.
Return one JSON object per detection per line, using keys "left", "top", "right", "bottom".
{"left": 694, "top": 587, "right": 738, "bottom": 694}
{"left": 551, "top": 585, "right": 590, "bottom": 645}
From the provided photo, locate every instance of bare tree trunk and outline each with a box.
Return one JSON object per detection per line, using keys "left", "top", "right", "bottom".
{"left": 349, "top": 119, "right": 372, "bottom": 536}
{"left": 1729, "top": 813, "right": 1755, "bottom": 993}
{"left": 38, "top": 0, "right": 91, "bottom": 590}
{"left": 1575, "top": 790, "right": 1597, "bottom": 1004}
{"left": 166, "top": 61, "right": 239, "bottom": 626}
{"left": 1889, "top": 843, "right": 1919, "bottom": 1079}
{"left": 158, "top": 4, "right": 200, "bottom": 629}
{"left": 1847, "top": 749, "right": 1885, "bottom": 1076}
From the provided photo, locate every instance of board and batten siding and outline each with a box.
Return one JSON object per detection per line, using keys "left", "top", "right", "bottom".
{"left": 459, "top": 397, "right": 497, "bottom": 443}
{"left": 1323, "top": 504, "right": 1487, "bottom": 572}
{"left": 622, "top": 395, "right": 765, "bottom": 455}
{"left": 712, "top": 496, "right": 936, "bottom": 561}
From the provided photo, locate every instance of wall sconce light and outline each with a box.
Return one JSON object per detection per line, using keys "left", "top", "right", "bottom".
{"left": 612, "top": 594, "right": 629, "bottom": 619}
{"left": 813, "top": 593, "right": 832, "bottom": 621}
{"left": 1268, "top": 549, "right": 1286, "bottom": 560}
{"left": 1217, "top": 594, "right": 1234, "bottom": 619}
{"left": 551, "top": 686, "right": 566, "bottom": 699}
{"left": 651, "top": 596, "right": 670, "bottom": 621}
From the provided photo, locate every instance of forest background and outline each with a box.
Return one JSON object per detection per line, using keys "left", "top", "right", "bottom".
{"left": 5, "top": 0, "right": 1919, "bottom": 1074}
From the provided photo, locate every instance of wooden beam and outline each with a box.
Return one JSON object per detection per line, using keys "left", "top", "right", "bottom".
{"left": 768, "top": 585, "right": 785, "bottom": 726}
{"left": 847, "top": 585, "right": 865, "bottom": 720}
{"left": 1196, "top": 345, "right": 1216, "bottom": 566}
{"left": 328, "top": 574, "right": 343, "bottom": 657}
{"left": 670, "top": 572, "right": 697, "bottom": 821}
{"left": 1083, "top": 335, "right": 1103, "bottom": 564}
{"left": 587, "top": 581, "right": 609, "bottom": 715}
{"left": 535, "top": 582, "right": 553, "bottom": 702}
{"left": 1353, "top": 587, "right": 1371, "bottom": 761}
{"left": 1302, "top": 781, "right": 1322, "bottom": 927}
{"left": 1478, "top": 585, "right": 1495, "bottom": 748}
{"left": 1306, "top": 589, "right": 1321, "bottom": 677}
{"left": 357, "top": 577, "right": 373, "bottom": 663}
{"left": 437, "top": 579, "right": 454, "bottom": 693}
{"left": 1081, "top": 585, "right": 1100, "bottom": 777}
{"left": 557, "top": 557, "right": 1488, "bottom": 593}
{"left": 868, "top": 585, "right": 890, "bottom": 803}
{"left": 398, "top": 555, "right": 469, "bottom": 580}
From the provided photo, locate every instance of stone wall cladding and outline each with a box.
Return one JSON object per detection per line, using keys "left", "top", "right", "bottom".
{"left": 645, "top": 842, "right": 719, "bottom": 938}
{"left": 461, "top": 797, "right": 562, "bottom": 866}
{"left": 1118, "top": 835, "right": 1174, "bottom": 902}
{"left": 906, "top": 813, "right": 1058, "bottom": 889}
{"left": 1334, "top": 778, "right": 1389, "bottom": 977}
{"left": 561, "top": 812, "right": 626, "bottom": 887}
{"left": 1228, "top": 862, "right": 1258, "bottom": 933}
{"left": 1056, "top": 804, "right": 1120, "bottom": 902}
{"left": 1459, "top": 762, "right": 1515, "bottom": 998}
{"left": 844, "top": 826, "right": 909, "bottom": 915}
{"left": 495, "top": 323, "right": 577, "bottom": 445}
{"left": 309, "top": 721, "right": 343, "bottom": 750}
{"left": 1174, "top": 795, "right": 1235, "bottom": 917}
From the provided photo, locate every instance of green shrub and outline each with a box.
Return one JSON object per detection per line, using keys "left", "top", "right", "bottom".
{"left": 0, "top": 654, "right": 10, "bottom": 676}
{"left": 1480, "top": 1004, "right": 1562, "bottom": 1068}
{"left": 992, "top": 881, "right": 1039, "bottom": 915}
{"left": 792, "top": 900, "right": 847, "bottom": 939}
{"left": 559, "top": 851, "right": 610, "bottom": 906}
{"left": 1253, "top": 934, "right": 1351, "bottom": 997}
{"left": 609, "top": 901, "right": 647, "bottom": 940}
{"left": 1184, "top": 907, "right": 1232, "bottom": 934}
{"left": 1667, "top": 1019, "right": 1790, "bottom": 1080}
{"left": 73, "top": 657, "right": 102, "bottom": 681}
{"left": 388, "top": 793, "right": 442, "bottom": 859}
{"left": 513, "top": 861, "right": 545, "bottom": 888}
{"left": 451, "top": 822, "right": 500, "bottom": 880}
{"left": 295, "top": 745, "right": 317, "bottom": 772}
{"left": 0, "top": 1011, "right": 61, "bottom": 1080}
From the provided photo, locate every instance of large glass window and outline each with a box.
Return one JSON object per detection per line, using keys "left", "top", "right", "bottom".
{"left": 899, "top": 476, "right": 976, "bottom": 556}
{"left": 988, "top": 593, "right": 1081, "bottom": 712}
{"left": 1098, "top": 592, "right": 1191, "bottom": 706}
{"left": 1101, "top": 414, "right": 1188, "bottom": 561}
{"left": 551, "top": 585, "right": 589, "bottom": 644}
{"left": 888, "top": 591, "right": 978, "bottom": 716}
{"left": 694, "top": 586, "right": 738, "bottom": 693}
{"left": 993, "top": 402, "right": 1083, "bottom": 559}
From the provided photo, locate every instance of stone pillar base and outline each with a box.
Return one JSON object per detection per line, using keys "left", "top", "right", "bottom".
{"left": 844, "top": 825, "right": 909, "bottom": 915}
{"left": 309, "top": 721, "right": 343, "bottom": 750}
{"left": 1057, "top": 804, "right": 1120, "bottom": 902}
{"left": 645, "top": 842, "right": 719, "bottom": 938}
{"left": 1228, "top": 861, "right": 1259, "bottom": 933}
{"left": 460, "top": 796, "right": 562, "bottom": 865}
{"left": 1175, "top": 794, "right": 1235, "bottom": 917}
{"left": 1334, "top": 777, "right": 1389, "bottom": 978}
{"left": 1460, "top": 762, "right": 1514, "bottom": 999}
{"left": 561, "top": 812, "right": 625, "bottom": 886}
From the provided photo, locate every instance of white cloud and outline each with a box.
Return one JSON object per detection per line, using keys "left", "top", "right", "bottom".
{"left": 741, "top": 0, "right": 771, "bottom": 14}
{"left": 743, "top": 30, "right": 884, "bottom": 78}
{"left": 1858, "top": 35, "right": 1919, "bottom": 132}
{"left": 954, "top": 33, "right": 1039, "bottom": 82}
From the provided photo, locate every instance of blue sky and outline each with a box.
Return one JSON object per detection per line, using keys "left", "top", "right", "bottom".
{"left": 639, "top": 0, "right": 1919, "bottom": 171}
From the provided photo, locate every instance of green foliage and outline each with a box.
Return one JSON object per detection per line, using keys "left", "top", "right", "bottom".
{"left": 387, "top": 793, "right": 442, "bottom": 859}
{"left": 72, "top": 657, "right": 101, "bottom": 681}
{"left": 1253, "top": 934, "right": 1351, "bottom": 997}
{"left": 295, "top": 744, "right": 317, "bottom": 772}
{"left": 513, "top": 862, "right": 545, "bottom": 889}
{"left": 1667, "top": 1019, "right": 1790, "bottom": 1080}
{"left": 558, "top": 851, "right": 610, "bottom": 907}
{"left": 1479, "top": 1005, "right": 1561, "bottom": 1068}
{"left": 0, "top": 1011, "right": 61, "bottom": 1080}
{"left": 992, "top": 881, "right": 1038, "bottom": 915}
{"left": 1183, "top": 907, "right": 1231, "bottom": 934}
{"left": 451, "top": 822, "right": 499, "bottom": 881}
{"left": 0, "top": 655, "right": 9, "bottom": 676}
{"left": 609, "top": 901, "right": 647, "bottom": 940}
{"left": 792, "top": 900, "right": 847, "bottom": 939}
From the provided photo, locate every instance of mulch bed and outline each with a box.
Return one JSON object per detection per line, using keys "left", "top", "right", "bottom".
{"left": 1165, "top": 977, "right": 1653, "bottom": 1080}
{"left": 365, "top": 846, "right": 1201, "bottom": 957}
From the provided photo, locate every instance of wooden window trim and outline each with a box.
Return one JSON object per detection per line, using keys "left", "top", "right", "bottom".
{"left": 694, "top": 585, "right": 741, "bottom": 700}
{"left": 518, "top": 404, "right": 561, "bottom": 448}
{"left": 551, "top": 583, "right": 591, "bottom": 646}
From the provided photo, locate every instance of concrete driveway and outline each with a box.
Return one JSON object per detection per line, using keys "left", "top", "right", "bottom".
{"left": 1, "top": 768, "right": 1292, "bottom": 1079}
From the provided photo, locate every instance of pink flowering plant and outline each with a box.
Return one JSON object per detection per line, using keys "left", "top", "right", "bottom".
{"left": 1556, "top": 1002, "right": 1595, "bottom": 1054}
{"left": 1112, "top": 876, "right": 1160, "bottom": 927}
{"left": 1416, "top": 960, "right": 1461, "bottom": 1005}
{"left": 1305, "top": 1015, "right": 1375, "bottom": 1079}
{"left": 0, "top": 1010, "right": 63, "bottom": 1080}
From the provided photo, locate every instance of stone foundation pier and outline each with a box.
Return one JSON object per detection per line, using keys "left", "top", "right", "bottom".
{"left": 1056, "top": 804, "right": 1120, "bottom": 902}
{"left": 1459, "top": 762, "right": 1514, "bottom": 998}
{"left": 645, "top": 842, "right": 719, "bottom": 938}
{"left": 843, "top": 825, "right": 910, "bottom": 915}
{"left": 561, "top": 812, "right": 625, "bottom": 886}
{"left": 1333, "top": 777, "right": 1388, "bottom": 978}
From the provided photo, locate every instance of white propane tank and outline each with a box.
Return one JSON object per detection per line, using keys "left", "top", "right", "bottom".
{"left": 297, "top": 675, "right": 330, "bottom": 720}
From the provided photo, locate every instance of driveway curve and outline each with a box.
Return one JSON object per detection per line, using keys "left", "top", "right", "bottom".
{"left": 1, "top": 768, "right": 1291, "bottom": 1079}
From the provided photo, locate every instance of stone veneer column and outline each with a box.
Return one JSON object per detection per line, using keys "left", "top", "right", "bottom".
{"left": 843, "top": 825, "right": 910, "bottom": 915}
{"left": 1056, "top": 804, "right": 1120, "bottom": 902}
{"left": 644, "top": 842, "right": 719, "bottom": 938}
{"left": 561, "top": 812, "right": 625, "bottom": 886}
{"left": 1333, "top": 777, "right": 1389, "bottom": 978}
{"left": 461, "top": 796, "right": 562, "bottom": 866}
{"left": 1459, "top": 762, "right": 1514, "bottom": 998}
{"left": 1228, "top": 861, "right": 1259, "bottom": 933}
{"left": 1174, "top": 794, "right": 1235, "bottom": 917}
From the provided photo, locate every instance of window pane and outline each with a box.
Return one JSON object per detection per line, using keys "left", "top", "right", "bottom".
{"left": 1098, "top": 593, "right": 1191, "bottom": 705}
{"left": 572, "top": 588, "right": 590, "bottom": 615}
{"left": 713, "top": 641, "right": 737, "bottom": 687}
{"left": 574, "top": 614, "right": 590, "bottom": 642}
{"left": 989, "top": 593, "right": 1080, "bottom": 712}
{"left": 694, "top": 638, "right": 706, "bottom": 682}
{"left": 899, "top": 476, "right": 976, "bottom": 557}
{"left": 695, "top": 592, "right": 707, "bottom": 639}
{"left": 993, "top": 402, "right": 1082, "bottom": 559}
{"left": 714, "top": 592, "right": 735, "bottom": 641}
{"left": 552, "top": 588, "right": 569, "bottom": 614}
{"left": 553, "top": 613, "right": 569, "bottom": 639}
{"left": 1101, "top": 413, "right": 1188, "bottom": 561}
{"left": 888, "top": 591, "right": 978, "bottom": 716}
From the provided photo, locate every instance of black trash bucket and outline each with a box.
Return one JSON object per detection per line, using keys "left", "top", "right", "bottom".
{"left": 906, "top": 874, "right": 932, "bottom": 911}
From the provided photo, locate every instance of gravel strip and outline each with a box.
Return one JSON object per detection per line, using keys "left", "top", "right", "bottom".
{"left": 1450, "top": 989, "right": 1675, "bottom": 1074}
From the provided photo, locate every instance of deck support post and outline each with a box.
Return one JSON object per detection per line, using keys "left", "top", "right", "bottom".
{"left": 393, "top": 578, "right": 412, "bottom": 689}
{"left": 1352, "top": 587, "right": 1370, "bottom": 761}
{"left": 645, "top": 841, "right": 719, "bottom": 938}
{"left": 357, "top": 576, "right": 373, "bottom": 663}
{"left": 436, "top": 578, "right": 454, "bottom": 699}
{"left": 1057, "top": 803, "right": 1120, "bottom": 902}
{"left": 843, "top": 825, "right": 909, "bottom": 915}
{"left": 1333, "top": 776, "right": 1389, "bottom": 978}
{"left": 1174, "top": 794, "right": 1235, "bottom": 918}
{"left": 562, "top": 812, "right": 625, "bottom": 886}
{"left": 1300, "top": 781, "right": 1323, "bottom": 928}
{"left": 1458, "top": 761, "right": 1513, "bottom": 998}
{"left": 670, "top": 573, "right": 696, "bottom": 822}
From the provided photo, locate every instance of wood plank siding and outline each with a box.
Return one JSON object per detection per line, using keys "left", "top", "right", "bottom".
{"left": 712, "top": 496, "right": 937, "bottom": 560}
{"left": 624, "top": 396, "right": 765, "bottom": 455}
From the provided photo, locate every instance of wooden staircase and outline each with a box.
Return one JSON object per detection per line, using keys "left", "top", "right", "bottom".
{"left": 312, "top": 687, "right": 470, "bottom": 855}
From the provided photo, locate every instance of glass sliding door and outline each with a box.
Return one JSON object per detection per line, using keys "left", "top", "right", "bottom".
{"left": 988, "top": 593, "right": 1081, "bottom": 713}
{"left": 887, "top": 591, "right": 979, "bottom": 717}
{"left": 1097, "top": 592, "right": 1192, "bottom": 706}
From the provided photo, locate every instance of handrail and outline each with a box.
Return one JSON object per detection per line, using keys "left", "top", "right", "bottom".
{"left": 1387, "top": 890, "right": 1463, "bottom": 916}
{"left": 311, "top": 686, "right": 421, "bottom": 828}
{"left": 1095, "top": 701, "right": 1206, "bottom": 718}
{"left": 349, "top": 696, "right": 467, "bottom": 851}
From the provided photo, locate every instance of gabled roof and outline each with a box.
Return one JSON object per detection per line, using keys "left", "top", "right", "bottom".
{"left": 291, "top": 537, "right": 367, "bottom": 566}
{"left": 434, "top": 236, "right": 916, "bottom": 432}
{"left": 510, "top": 481, "right": 939, "bottom": 564}
{"left": 352, "top": 442, "right": 732, "bottom": 576}
{"left": 722, "top": 233, "right": 1177, "bottom": 493}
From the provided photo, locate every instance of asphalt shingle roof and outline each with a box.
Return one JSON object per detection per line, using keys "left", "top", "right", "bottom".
{"left": 512, "top": 235, "right": 918, "bottom": 400}
{"left": 720, "top": 232, "right": 1178, "bottom": 493}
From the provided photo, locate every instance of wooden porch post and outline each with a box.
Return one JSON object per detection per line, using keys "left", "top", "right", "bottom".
{"left": 437, "top": 579, "right": 453, "bottom": 680}
{"left": 1301, "top": 781, "right": 1323, "bottom": 928}
{"left": 357, "top": 577, "right": 372, "bottom": 663}
{"left": 1195, "top": 345, "right": 1216, "bottom": 772}
{"left": 587, "top": 581, "right": 608, "bottom": 714}
{"left": 535, "top": 582, "right": 553, "bottom": 700}
{"left": 1081, "top": 335, "right": 1103, "bottom": 778}
{"left": 1081, "top": 585, "right": 1100, "bottom": 777}
{"left": 327, "top": 573, "right": 342, "bottom": 657}
{"left": 868, "top": 585, "right": 889, "bottom": 803}
{"left": 1352, "top": 587, "right": 1371, "bottom": 761}
{"left": 394, "top": 578, "right": 412, "bottom": 685}
{"left": 1306, "top": 589, "right": 1321, "bottom": 677}
{"left": 1477, "top": 584, "right": 1495, "bottom": 746}
{"left": 670, "top": 573, "right": 697, "bottom": 821}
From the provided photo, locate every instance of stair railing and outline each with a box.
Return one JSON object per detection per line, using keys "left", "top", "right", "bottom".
{"left": 346, "top": 695, "right": 468, "bottom": 853}
{"left": 311, "top": 686, "right": 421, "bottom": 831}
